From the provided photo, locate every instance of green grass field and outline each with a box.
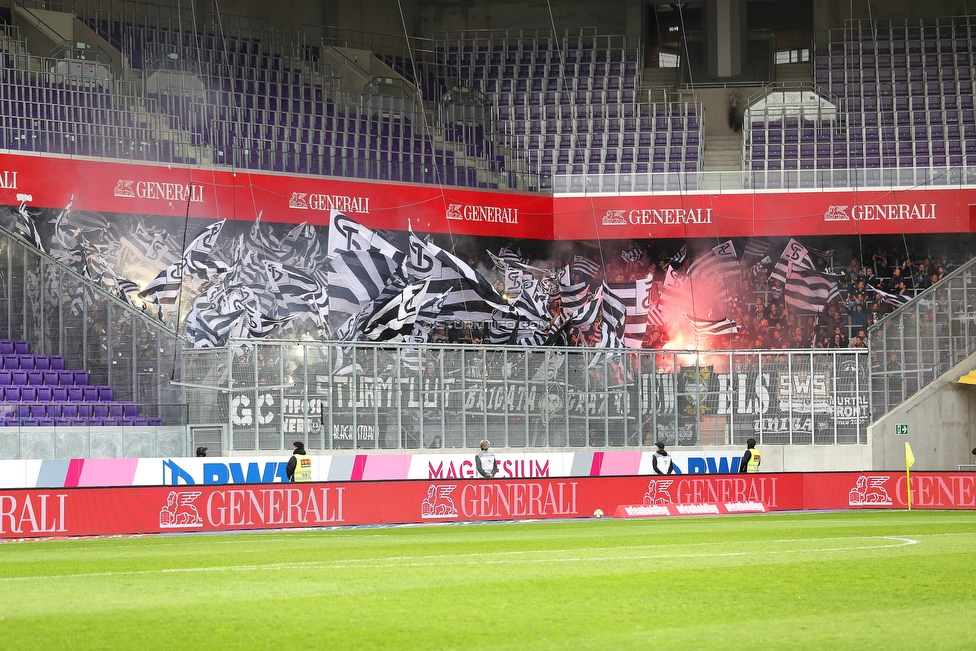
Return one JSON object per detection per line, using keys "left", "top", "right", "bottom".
{"left": 1, "top": 510, "right": 974, "bottom": 650}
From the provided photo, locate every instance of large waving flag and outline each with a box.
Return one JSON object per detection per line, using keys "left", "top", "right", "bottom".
{"left": 784, "top": 258, "right": 839, "bottom": 313}
{"left": 405, "top": 228, "right": 511, "bottom": 323}
{"left": 362, "top": 278, "right": 432, "bottom": 342}
{"left": 182, "top": 219, "right": 228, "bottom": 280}
{"left": 770, "top": 238, "right": 813, "bottom": 284}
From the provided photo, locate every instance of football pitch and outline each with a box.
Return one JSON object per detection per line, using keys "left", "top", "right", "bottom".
{"left": 0, "top": 510, "right": 973, "bottom": 650}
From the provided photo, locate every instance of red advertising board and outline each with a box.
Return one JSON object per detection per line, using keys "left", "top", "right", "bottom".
{"left": 2, "top": 152, "right": 974, "bottom": 240}
{"left": 4, "top": 472, "right": 970, "bottom": 539}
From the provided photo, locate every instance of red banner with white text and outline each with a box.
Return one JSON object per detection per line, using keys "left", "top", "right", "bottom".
{"left": 1, "top": 152, "right": 974, "bottom": 239}
{"left": 2, "top": 472, "right": 973, "bottom": 539}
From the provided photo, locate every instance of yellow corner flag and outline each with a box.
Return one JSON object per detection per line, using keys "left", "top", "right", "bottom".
{"left": 905, "top": 442, "right": 916, "bottom": 510}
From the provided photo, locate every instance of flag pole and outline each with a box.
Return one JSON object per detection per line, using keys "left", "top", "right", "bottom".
{"left": 905, "top": 441, "right": 915, "bottom": 510}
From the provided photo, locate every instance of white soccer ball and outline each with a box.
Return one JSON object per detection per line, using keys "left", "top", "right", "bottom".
{"left": 593, "top": 508, "right": 604, "bottom": 519}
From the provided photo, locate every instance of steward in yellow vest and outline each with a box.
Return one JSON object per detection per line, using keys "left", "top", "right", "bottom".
{"left": 287, "top": 441, "right": 312, "bottom": 482}
{"left": 738, "top": 438, "right": 761, "bottom": 473}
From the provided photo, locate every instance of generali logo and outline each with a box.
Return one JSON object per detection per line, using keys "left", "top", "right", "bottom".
{"left": 159, "top": 490, "right": 204, "bottom": 528}
{"left": 824, "top": 204, "right": 936, "bottom": 221}
{"left": 289, "top": 192, "right": 370, "bottom": 213}
{"left": 642, "top": 479, "right": 674, "bottom": 506}
{"left": 421, "top": 484, "right": 459, "bottom": 519}
{"left": 848, "top": 475, "right": 892, "bottom": 506}
{"left": 446, "top": 203, "right": 518, "bottom": 224}
{"left": 114, "top": 179, "right": 204, "bottom": 203}
{"left": 601, "top": 208, "right": 713, "bottom": 225}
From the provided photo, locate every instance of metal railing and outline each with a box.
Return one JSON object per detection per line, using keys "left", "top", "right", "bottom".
{"left": 183, "top": 342, "right": 869, "bottom": 454}
{"left": 869, "top": 254, "right": 976, "bottom": 416}
{"left": 550, "top": 163, "right": 976, "bottom": 195}
{"left": 0, "top": 223, "right": 186, "bottom": 460}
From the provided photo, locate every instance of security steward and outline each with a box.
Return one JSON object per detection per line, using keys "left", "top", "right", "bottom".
{"left": 475, "top": 439, "right": 499, "bottom": 478}
{"left": 738, "top": 438, "right": 761, "bottom": 473}
{"left": 287, "top": 441, "right": 312, "bottom": 482}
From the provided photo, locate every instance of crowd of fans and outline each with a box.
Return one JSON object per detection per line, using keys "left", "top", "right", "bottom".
{"left": 441, "top": 236, "right": 974, "bottom": 351}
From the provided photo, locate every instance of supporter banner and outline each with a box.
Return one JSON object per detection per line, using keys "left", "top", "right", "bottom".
{"left": 3, "top": 472, "right": 972, "bottom": 538}
{"left": 1, "top": 152, "right": 972, "bottom": 239}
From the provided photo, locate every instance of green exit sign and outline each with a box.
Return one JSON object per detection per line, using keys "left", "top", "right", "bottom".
{"left": 895, "top": 424, "right": 909, "bottom": 436}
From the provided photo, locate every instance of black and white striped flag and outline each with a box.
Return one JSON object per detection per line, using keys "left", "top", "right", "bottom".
{"left": 362, "top": 278, "right": 431, "bottom": 342}
{"left": 138, "top": 262, "right": 184, "bottom": 306}
{"left": 784, "top": 258, "right": 839, "bottom": 313}
{"left": 573, "top": 255, "right": 600, "bottom": 278}
{"left": 328, "top": 247, "right": 404, "bottom": 315}
{"left": 686, "top": 315, "right": 739, "bottom": 336}
{"left": 770, "top": 239, "right": 813, "bottom": 284}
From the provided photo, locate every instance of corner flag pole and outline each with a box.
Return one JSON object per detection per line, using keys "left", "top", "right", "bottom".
{"left": 905, "top": 442, "right": 916, "bottom": 510}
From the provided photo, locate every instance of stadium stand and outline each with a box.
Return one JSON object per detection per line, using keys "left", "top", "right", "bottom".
{"left": 747, "top": 17, "right": 976, "bottom": 187}
{"left": 0, "top": 340, "right": 162, "bottom": 426}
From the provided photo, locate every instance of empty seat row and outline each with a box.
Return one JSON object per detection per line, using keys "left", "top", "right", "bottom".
{"left": 0, "top": 369, "right": 88, "bottom": 386}
{"left": 0, "top": 384, "right": 111, "bottom": 402}
{"left": 0, "top": 402, "right": 136, "bottom": 419}
{"left": 0, "top": 340, "right": 28, "bottom": 355}
{"left": 0, "top": 416, "right": 163, "bottom": 427}
{"left": 0, "top": 354, "right": 66, "bottom": 371}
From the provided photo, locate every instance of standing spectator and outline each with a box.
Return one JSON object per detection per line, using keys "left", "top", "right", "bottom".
{"left": 475, "top": 439, "right": 499, "bottom": 478}
{"left": 652, "top": 442, "right": 675, "bottom": 474}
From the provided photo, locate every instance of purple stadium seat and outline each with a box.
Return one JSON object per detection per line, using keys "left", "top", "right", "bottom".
{"left": 74, "top": 370, "right": 89, "bottom": 386}
{"left": 52, "top": 386, "right": 68, "bottom": 402}
{"left": 27, "top": 371, "right": 43, "bottom": 385}
{"left": 61, "top": 404, "right": 79, "bottom": 419}
{"left": 34, "top": 355, "right": 50, "bottom": 370}
{"left": 134, "top": 418, "right": 150, "bottom": 426}
{"left": 13, "top": 341, "right": 28, "bottom": 355}
{"left": 58, "top": 370, "right": 74, "bottom": 386}
{"left": 0, "top": 371, "right": 10, "bottom": 386}
{"left": 83, "top": 386, "right": 100, "bottom": 402}
{"left": 18, "top": 355, "right": 34, "bottom": 370}
{"left": 148, "top": 417, "right": 164, "bottom": 426}
{"left": 92, "top": 404, "right": 109, "bottom": 419}
{"left": 50, "top": 356, "right": 65, "bottom": 370}
{"left": 20, "top": 386, "right": 37, "bottom": 401}
{"left": 35, "top": 417, "right": 55, "bottom": 426}
{"left": 0, "top": 341, "right": 13, "bottom": 355}
{"left": 109, "top": 404, "right": 124, "bottom": 419}
{"left": 98, "top": 386, "right": 114, "bottom": 402}
{"left": 11, "top": 371, "right": 26, "bottom": 385}
{"left": 123, "top": 404, "right": 138, "bottom": 418}
{"left": 42, "top": 371, "right": 58, "bottom": 385}
{"left": 67, "top": 386, "right": 84, "bottom": 402}
{"left": 36, "top": 386, "right": 53, "bottom": 402}
{"left": 75, "top": 404, "right": 93, "bottom": 419}
{"left": 30, "top": 404, "right": 49, "bottom": 418}
{"left": 3, "top": 386, "right": 20, "bottom": 402}
{"left": 2, "top": 355, "right": 18, "bottom": 370}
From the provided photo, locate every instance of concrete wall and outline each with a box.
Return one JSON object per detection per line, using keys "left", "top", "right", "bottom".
{"left": 868, "top": 352, "right": 976, "bottom": 472}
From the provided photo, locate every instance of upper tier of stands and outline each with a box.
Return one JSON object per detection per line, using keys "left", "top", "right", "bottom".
{"left": 3, "top": 4, "right": 975, "bottom": 193}
{"left": 746, "top": 17, "right": 976, "bottom": 188}
{"left": 2, "top": 3, "right": 706, "bottom": 192}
